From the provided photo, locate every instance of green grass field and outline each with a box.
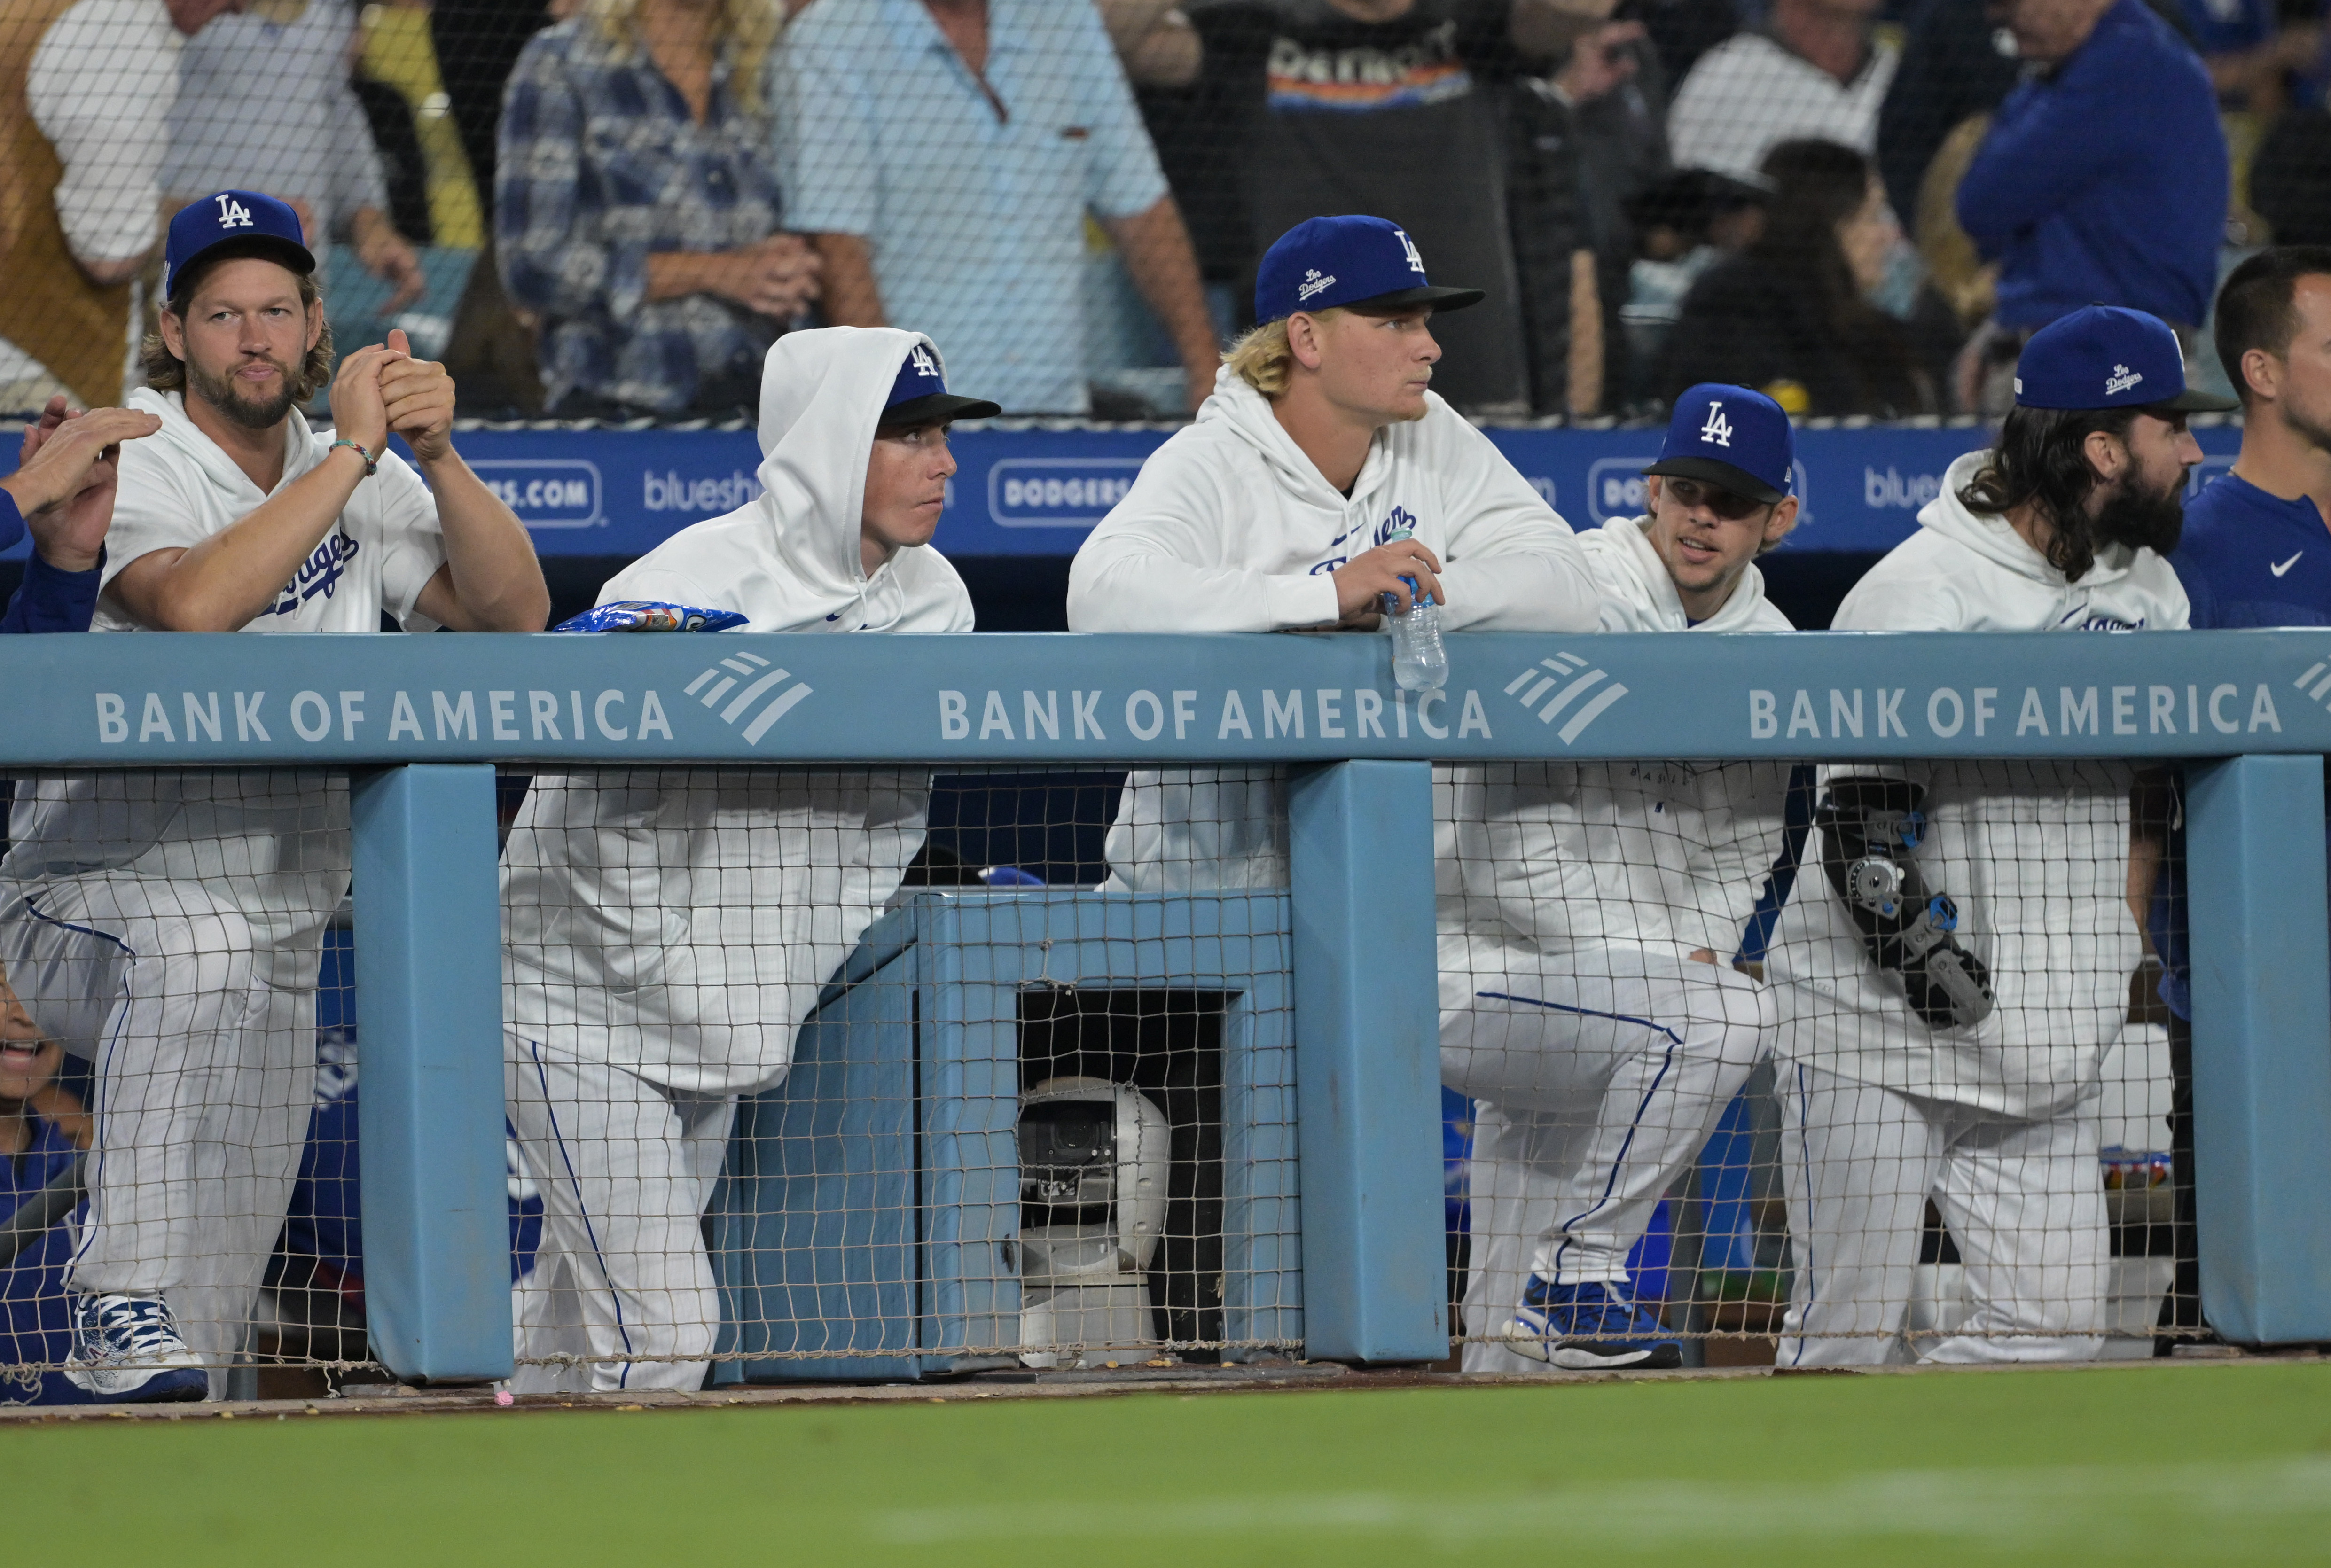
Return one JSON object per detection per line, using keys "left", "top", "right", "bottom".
{"left": 9, "top": 1362, "right": 2326, "bottom": 1565}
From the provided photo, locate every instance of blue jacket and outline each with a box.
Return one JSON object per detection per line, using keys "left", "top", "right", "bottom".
{"left": 0, "top": 490, "right": 103, "bottom": 635}
{"left": 1957, "top": 0, "right": 2228, "bottom": 329}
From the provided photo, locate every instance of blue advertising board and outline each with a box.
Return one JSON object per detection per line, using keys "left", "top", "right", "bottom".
{"left": 1, "top": 417, "right": 2242, "bottom": 562}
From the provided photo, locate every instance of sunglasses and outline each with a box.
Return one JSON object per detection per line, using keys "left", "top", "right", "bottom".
{"left": 1662, "top": 476, "right": 1769, "bottom": 521}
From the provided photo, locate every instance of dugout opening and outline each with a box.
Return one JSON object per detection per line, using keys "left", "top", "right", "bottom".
{"left": 1017, "top": 985, "right": 1230, "bottom": 1359}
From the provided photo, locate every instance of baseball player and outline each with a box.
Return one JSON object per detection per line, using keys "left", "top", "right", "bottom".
{"left": 1457, "top": 386, "right": 1799, "bottom": 1370}
{"left": 1765, "top": 305, "right": 2222, "bottom": 1365}
{"left": 1068, "top": 214, "right": 1603, "bottom": 893}
{"left": 0, "top": 189, "right": 545, "bottom": 1402}
{"left": 500, "top": 327, "right": 993, "bottom": 1393}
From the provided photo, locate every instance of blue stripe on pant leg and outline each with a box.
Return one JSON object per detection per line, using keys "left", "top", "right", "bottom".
{"left": 1474, "top": 991, "right": 1682, "bottom": 1284}
{"left": 1789, "top": 1061, "right": 1817, "bottom": 1368}
{"left": 527, "top": 1041, "right": 635, "bottom": 1385}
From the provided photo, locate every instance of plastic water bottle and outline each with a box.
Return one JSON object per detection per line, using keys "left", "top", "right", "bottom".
{"left": 1380, "top": 529, "right": 1447, "bottom": 693}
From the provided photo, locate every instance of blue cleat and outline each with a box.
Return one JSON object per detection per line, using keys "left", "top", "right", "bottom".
{"left": 1503, "top": 1277, "right": 1682, "bottom": 1370}
{"left": 64, "top": 1294, "right": 210, "bottom": 1403}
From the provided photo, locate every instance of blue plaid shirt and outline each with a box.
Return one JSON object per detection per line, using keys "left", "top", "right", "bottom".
{"left": 496, "top": 19, "right": 790, "bottom": 414}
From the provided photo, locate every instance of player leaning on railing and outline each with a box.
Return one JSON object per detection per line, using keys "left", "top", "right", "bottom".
{"left": 1457, "top": 386, "right": 1800, "bottom": 1371}
{"left": 0, "top": 190, "right": 546, "bottom": 1403}
{"left": 1066, "top": 214, "right": 1603, "bottom": 891}
{"left": 498, "top": 328, "right": 993, "bottom": 1394}
{"left": 1764, "top": 306, "right": 2228, "bottom": 1366}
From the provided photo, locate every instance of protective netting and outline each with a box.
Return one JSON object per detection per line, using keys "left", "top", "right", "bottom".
{"left": 0, "top": 753, "right": 2220, "bottom": 1402}
{"left": 1, "top": 0, "right": 2309, "bottom": 421}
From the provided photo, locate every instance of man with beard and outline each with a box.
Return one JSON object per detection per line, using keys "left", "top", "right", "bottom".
{"left": 0, "top": 189, "right": 543, "bottom": 1402}
{"left": 1761, "top": 304, "right": 2226, "bottom": 1366}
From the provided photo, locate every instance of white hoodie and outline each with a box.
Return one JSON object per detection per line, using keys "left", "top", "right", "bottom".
{"left": 501, "top": 328, "right": 974, "bottom": 1095}
{"left": 1763, "top": 450, "right": 2189, "bottom": 1118}
{"left": 1075, "top": 364, "right": 1601, "bottom": 891}
{"left": 1439, "top": 516, "right": 1798, "bottom": 983}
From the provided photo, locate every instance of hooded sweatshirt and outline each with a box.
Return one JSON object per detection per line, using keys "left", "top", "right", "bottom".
{"left": 1439, "top": 515, "right": 1798, "bottom": 989}
{"left": 1072, "top": 363, "right": 1600, "bottom": 892}
{"left": 501, "top": 328, "right": 973, "bottom": 1095}
{"left": 2, "top": 389, "right": 454, "bottom": 986}
{"left": 1762, "top": 450, "right": 2189, "bottom": 1118}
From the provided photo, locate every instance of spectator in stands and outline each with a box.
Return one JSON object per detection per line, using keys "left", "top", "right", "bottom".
{"left": 2252, "top": 102, "right": 2331, "bottom": 246}
{"left": 497, "top": 0, "right": 820, "bottom": 416}
{"left": 0, "top": 397, "right": 160, "bottom": 633}
{"left": 1110, "top": 0, "right": 1614, "bottom": 417}
{"left": 0, "top": 0, "right": 240, "bottom": 412}
{"left": 1873, "top": 0, "right": 2020, "bottom": 223}
{"left": 1666, "top": 0, "right": 1897, "bottom": 180}
{"left": 1505, "top": 15, "right": 1674, "bottom": 415}
{"left": 2156, "top": 250, "right": 2331, "bottom": 1351}
{"left": 1658, "top": 139, "right": 1960, "bottom": 416}
{"left": 0, "top": 976, "right": 91, "bottom": 1406}
{"left": 165, "top": 0, "right": 425, "bottom": 316}
{"left": 2176, "top": 0, "right": 2325, "bottom": 114}
{"left": 1616, "top": 167, "right": 1767, "bottom": 397}
{"left": 1954, "top": 0, "right": 2229, "bottom": 411}
{"left": 774, "top": 0, "right": 1215, "bottom": 416}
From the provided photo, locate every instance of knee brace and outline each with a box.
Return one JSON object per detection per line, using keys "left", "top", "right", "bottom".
{"left": 1817, "top": 780, "right": 1994, "bottom": 1030}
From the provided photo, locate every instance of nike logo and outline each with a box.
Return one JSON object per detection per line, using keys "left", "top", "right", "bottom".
{"left": 2273, "top": 552, "right": 2304, "bottom": 577}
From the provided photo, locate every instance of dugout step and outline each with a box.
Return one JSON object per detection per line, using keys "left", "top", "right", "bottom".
{"left": 709, "top": 890, "right": 1298, "bottom": 1385}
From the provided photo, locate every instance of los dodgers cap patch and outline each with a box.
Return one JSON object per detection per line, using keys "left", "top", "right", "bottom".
{"left": 2012, "top": 304, "right": 2237, "bottom": 413}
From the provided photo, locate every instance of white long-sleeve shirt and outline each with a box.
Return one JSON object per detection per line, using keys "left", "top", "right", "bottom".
{"left": 1071, "top": 366, "right": 1602, "bottom": 892}
{"left": 0, "top": 0, "right": 180, "bottom": 392}
{"left": 1439, "top": 515, "right": 1798, "bottom": 979}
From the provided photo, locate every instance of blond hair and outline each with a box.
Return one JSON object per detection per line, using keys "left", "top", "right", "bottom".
{"left": 588, "top": 0, "right": 785, "bottom": 115}
{"left": 1222, "top": 310, "right": 1346, "bottom": 398}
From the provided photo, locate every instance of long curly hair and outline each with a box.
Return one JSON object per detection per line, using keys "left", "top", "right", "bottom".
{"left": 1956, "top": 404, "right": 2145, "bottom": 582}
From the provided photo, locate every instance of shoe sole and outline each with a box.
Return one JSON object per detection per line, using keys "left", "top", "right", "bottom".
{"left": 69, "top": 1366, "right": 210, "bottom": 1404}
{"left": 1500, "top": 1334, "right": 1684, "bottom": 1371}
{"left": 1549, "top": 1342, "right": 1683, "bottom": 1371}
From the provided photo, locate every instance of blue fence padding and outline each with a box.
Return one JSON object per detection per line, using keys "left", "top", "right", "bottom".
{"left": 5, "top": 421, "right": 2236, "bottom": 562}
{"left": 5, "top": 629, "right": 2329, "bottom": 769}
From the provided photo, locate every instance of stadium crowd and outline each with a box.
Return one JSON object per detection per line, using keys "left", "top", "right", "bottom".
{"left": 1, "top": 0, "right": 2331, "bottom": 1406}
{"left": 0, "top": 0, "right": 2326, "bottom": 420}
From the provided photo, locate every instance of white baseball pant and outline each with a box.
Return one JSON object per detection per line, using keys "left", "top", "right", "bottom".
{"left": 505, "top": 1034, "right": 735, "bottom": 1394}
{"left": 1, "top": 875, "right": 318, "bottom": 1396}
{"left": 1442, "top": 944, "right": 1770, "bottom": 1331}
{"left": 1776, "top": 1060, "right": 2107, "bottom": 1366}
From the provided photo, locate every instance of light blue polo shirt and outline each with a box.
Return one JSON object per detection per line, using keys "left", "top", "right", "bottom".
{"left": 772, "top": 0, "right": 1170, "bottom": 414}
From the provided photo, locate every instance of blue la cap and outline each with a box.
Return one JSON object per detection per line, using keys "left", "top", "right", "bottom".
{"left": 1253, "top": 215, "right": 1485, "bottom": 325}
{"left": 162, "top": 190, "right": 314, "bottom": 306}
{"left": 1645, "top": 383, "right": 1794, "bottom": 505}
{"left": 2013, "top": 304, "right": 2236, "bottom": 413}
{"left": 879, "top": 339, "right": 1000, "bottom": 427}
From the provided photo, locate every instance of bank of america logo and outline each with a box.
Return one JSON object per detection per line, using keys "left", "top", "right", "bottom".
{"left": 684, "top": 651, "right": 813, "bottom": 744}
{"left": 1504, "top": 652, "right": 1629, "bottom": 744}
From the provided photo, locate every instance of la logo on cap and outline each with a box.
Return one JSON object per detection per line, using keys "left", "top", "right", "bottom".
{"left": 213, "top": 193, "right": 254, "bottom": 230}
{"left": 1698, "top": 398, "right": 1733, "bottom": 448}
{"left": 1396, "top": 228, "right": 1425, "bottom": 276}
{"left": 907, "top": 343, "right": 938, "bottom": 380}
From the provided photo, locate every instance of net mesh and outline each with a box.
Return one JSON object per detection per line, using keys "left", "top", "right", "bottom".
{"left": 0, "top": 753, "right": 2231, "bottom": 1400}
{"left": 0, "top": 0, "right": 2295, "bottom": 422}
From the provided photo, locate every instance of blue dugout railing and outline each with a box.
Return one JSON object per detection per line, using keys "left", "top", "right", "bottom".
{"left": 0, "top": 627, "right": 2326, "bottom": 1380}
